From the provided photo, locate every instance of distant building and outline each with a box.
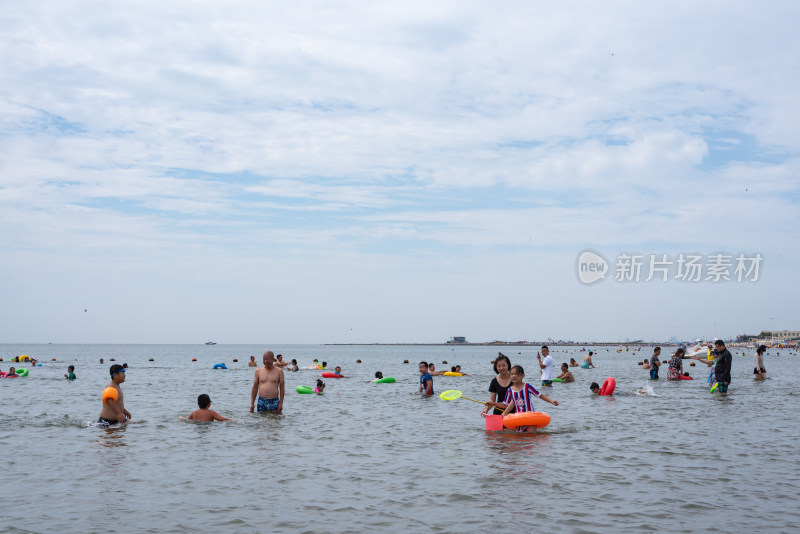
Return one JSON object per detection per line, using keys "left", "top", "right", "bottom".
{"left": 447, "top": 336, "right": 467, "bottom": 344}
{"left": 771, "top": 330, "right": 800, "bottom": 341}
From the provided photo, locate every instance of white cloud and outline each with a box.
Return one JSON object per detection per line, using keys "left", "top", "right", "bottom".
{"left": 0, "top": 1, "right": 798, "bottom": 342}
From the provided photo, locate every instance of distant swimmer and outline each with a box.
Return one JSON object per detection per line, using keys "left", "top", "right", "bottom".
{"left": 428, "top": 363, "right": 445, "bottom": 376}
{"left": 183, "top": 394, "right": 231, "bottom": 422}
{"left": 65, "top": 365, "right": 76, "bottom": 380}
{"left": 250, "top": 351, "right": 285, "bottom": 413}
{"left": 583, "top": 351, "right": 595, "bottom": 368}
{"left": 98, "top": 365, "right": 130, "bottom": 426}
{"left": 248, "top": 356, "right": 258, "bottom": 367}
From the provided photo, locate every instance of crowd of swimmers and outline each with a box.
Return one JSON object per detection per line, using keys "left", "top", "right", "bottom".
{"left": 3, "top": 341, "right": 778, "bottom": 427}
{"left": 638, "top": 340, "right": 741, "bottom": 395}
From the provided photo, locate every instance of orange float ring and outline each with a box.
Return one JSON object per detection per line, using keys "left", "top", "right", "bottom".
{"left": 502, "top": 411, "right": 551, "bottom": 429}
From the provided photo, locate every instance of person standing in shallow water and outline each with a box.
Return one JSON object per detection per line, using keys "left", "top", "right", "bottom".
{"left": 99, "top": 365, "right": 130, "bottom": 425}
{"left": 753, "top": 345, "right": 767, "bottom": 380}
{"left": 250, "top": 351, "right": 285, "bottom": 413}
{"left": 650, "top": 347, "right": 662, "bottom": 380}
{"left": 713, "top": 340, "right": 733, "bottom": 395}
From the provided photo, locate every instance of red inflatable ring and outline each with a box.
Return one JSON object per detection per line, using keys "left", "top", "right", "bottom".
{"left": 321, "top": 372, "right": 342, "bottom": 378}
{"left": 600, "top": 377, "right": 616, "bottom": 395}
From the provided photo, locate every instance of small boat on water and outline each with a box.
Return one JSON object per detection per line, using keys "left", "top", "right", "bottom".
{"left": 205, "top": 341, "right": 217, "bottom": 345}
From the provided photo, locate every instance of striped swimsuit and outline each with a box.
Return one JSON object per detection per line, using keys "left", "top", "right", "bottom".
{"left": 504, "top": 383, "right": 543, "bottom": 432}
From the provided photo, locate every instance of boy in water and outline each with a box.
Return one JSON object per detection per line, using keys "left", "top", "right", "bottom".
{"left": 419, "top": 361, "right": 433, "bottom": 395}
{"left": 333, "top": 366, "right": 346, "bottom": 377}
{"left": 99, "top": 364, "right": 131, "bottom": 425}
{"left": 186, "top": 394, "right": 231, "bottom": 421}
{"left": 64, "top": 365, "right": 76, "bottom": 380}
{"left": 251, "top": 351, "right": 285, "bottom": 413}
{"left": 590, "top": 382, "right": 601, "bottom": 395}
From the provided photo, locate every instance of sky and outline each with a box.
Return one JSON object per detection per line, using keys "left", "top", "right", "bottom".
{"left": 1, "top": 1, "right": 798, "bottom": 344}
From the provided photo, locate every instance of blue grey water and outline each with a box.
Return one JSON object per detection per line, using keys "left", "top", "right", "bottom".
{"left": 1, "top": 344, "right": 798, "bottom": 533}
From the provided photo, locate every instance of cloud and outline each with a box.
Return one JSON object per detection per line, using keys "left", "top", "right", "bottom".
{"left": 0, "top": 1, "right": 798, "bottom": 342}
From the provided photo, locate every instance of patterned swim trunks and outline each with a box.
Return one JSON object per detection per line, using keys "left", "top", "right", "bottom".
{"left": 257, "top": 396, "right": 280, "bottom": 412}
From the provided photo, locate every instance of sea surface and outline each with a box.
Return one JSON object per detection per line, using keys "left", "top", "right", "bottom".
{"left": 1, "top": 343, "right": 799, "bottom": 533}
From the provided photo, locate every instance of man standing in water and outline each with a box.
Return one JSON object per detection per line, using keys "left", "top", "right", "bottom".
{"left": 250, "top": 351, "right": 285, "bottom": 413}
{"left": 713, "top": 340, "right": 733, "bottom": 396}
{"left": 536, "top": 346, "right": 554, "bottom": 387}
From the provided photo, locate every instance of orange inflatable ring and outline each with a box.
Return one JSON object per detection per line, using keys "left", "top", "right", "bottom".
{"left": 600, "top": 377, "right": 616, "bottom": 395}
{"left": 502, "top": 411, "right": 551, "bottom": 429}
{"left": 321, "top": 372, "right": 342, "bottom": 378}
{"left": 102, "top": 387, "right": 119, "bottom": 404}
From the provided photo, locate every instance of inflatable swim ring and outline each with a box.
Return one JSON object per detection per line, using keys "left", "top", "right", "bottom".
{"left": 16, "top": 368, "right": 29, "bottom": 377}
{"left": 599, "top": 377, "right": 615, "bottom": 395}
{"left": 0, "top": 371, "right": 7, "bottom": 378}
{"left": 503, "top": 411, "right": 551, "bottom": 429}
{"left": 19, "top": 355, "right": 30, "bottom": 361}
{"left": 553, "top": 378, "right": 564, "bottom": 383}
{"left": 102, "top": 387, "right": 119, "bottom": 404}
{"left": 321, "top": 372, "right": 342, "bottom": 378}
{"left": 374, "top": 377, "right": 396, "bottom": 384}
{"left": 678, "top": 375, "right": 693, "bottom": 380}
{"left": 213, "top": 363, "right": 227, "bottom": 369}
{"left": 443, "top": 372, "right": 464, "bottom": 377}
{"left": 296, "top": 385, "right": 314, "bottom": 394}
{"left": 581, "top": 363, "right": 591, "bottom": 369}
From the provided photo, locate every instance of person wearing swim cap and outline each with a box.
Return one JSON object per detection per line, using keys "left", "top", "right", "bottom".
{"left": 98, "top": 364, "right": 130, "bottom": 425}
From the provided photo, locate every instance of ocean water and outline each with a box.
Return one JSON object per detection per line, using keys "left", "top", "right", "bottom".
{"left": 1, "top": 343, "right": 799, "bottom": 533}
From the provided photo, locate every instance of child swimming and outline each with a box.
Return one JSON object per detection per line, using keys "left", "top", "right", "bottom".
{"left": 314, "top": 379, "right": 326, "bottom": 395}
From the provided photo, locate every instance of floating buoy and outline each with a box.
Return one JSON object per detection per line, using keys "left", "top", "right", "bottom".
{"left": 442, "top": 361, "right": 448, "bottom": 364}
{"left": 232, "top": 358, "right": 238, "bottom": 362}
{"left": 110, "top": 358, "right": 115, "bottom": 361}
{"left": 403, "top": 360, "right": 409, "bottom": 364}
{"left": 52, "top": 358, "right": 56, "bottom": 361}
{"left": 689, "top": 361, "right": 696, "bottom": 366}
{"left": 356, "top": 359, "right": 361, "bottom": 363}
{"left": 192, "top": 358, "right": 197, "bottom": 361}
{"left": 149, "top": 358, "right": 154, "bottom": 362}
